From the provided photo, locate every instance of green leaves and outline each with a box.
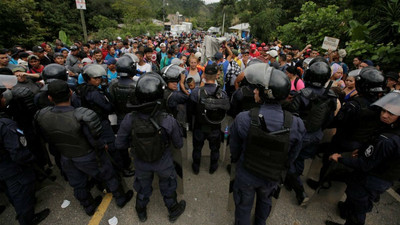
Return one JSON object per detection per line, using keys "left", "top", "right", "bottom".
{"left": 277, "top": 1, "right": 352, "bottom": 50}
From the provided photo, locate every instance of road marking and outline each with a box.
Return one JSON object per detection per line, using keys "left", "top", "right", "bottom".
{"left": 387, "top": 188, "right": 400, "bottom": 202}
{"left": 88, "top": 193, "right": 113, "bottom": 225}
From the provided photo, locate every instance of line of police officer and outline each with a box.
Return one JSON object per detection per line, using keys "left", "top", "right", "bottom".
{"left": 0, "top": 52, "right": 398, "bottom": 225}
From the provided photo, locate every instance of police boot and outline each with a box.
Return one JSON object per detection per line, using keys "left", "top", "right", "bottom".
{"left": 168, "top": 200, "right": 186, "bottom": 223}
{"left": 293, "top": 185, "right": 309, "bottom": 206}
{"left": 209, "top": 160, "right": 218, "bottom": 174}
{"left": 135, "top": 206, "right": 147, "bottom": 222}
{"left": 84, "top": 196, "right": 103, "bottom": 216}
{"left": 192, "top": 159, "right": 200, "bottom": 175}
{"left": 115, "top": 187, "right": 134, "bottom": 208}
{"left": 32, "top": 208, "right": 50, "bottom": 225}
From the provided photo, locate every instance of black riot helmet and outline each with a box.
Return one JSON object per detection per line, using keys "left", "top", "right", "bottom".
{"left": 135, "top": 72, "right": 166, "bottom": 104}
{"left": 352, "top": 66, "right": 385, "bottom": 96}
{"left": 161, "top": 64, "right": 185, "bottom": 83}
{"left": 42, "top": 63, "right": 68, "bottom": 83}
{"left": 116, "top": 53, "right": 139, "bottom": 77}
{"left": 303, "top": 57, "right": 331, "bottom": 88}
{"left": 244, "top": 63, "right": 290, "bottom": 101}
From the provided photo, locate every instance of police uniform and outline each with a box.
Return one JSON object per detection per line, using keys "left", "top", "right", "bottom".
{"left": 161, "top": 64, "right": 189, "bottom": 123}
{"left": 71, "top": 65, "right": 123, "bottom": 171}
{"left": 190, "top": 82, "right": 229, "bottom": 174}
{"left": 229, "top": 64, "right": 306, "bottom": 225}
{"left": 0, "top": 79, "right": 49, "bottom": 225}
{"left": 115, "top": 73, "right": 186, "bottom": 222}
{"left": 325, "top": 92, "right": 400, "bottom": 225}
{"left": 0, "top": 116, "right": 37, "bottom": 225}
{"left": 35, "top": 80, "right": 132, "bottom": 215}
{"left": 311, "top": 67, "right": 386, "bottom": 189}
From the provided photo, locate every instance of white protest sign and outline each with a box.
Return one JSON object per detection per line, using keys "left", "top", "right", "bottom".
{"left": 76, "top": 0, "right": 86, "bottom": 10}
{"left": 322, "top": 36, "right": 340, "bottom": 51}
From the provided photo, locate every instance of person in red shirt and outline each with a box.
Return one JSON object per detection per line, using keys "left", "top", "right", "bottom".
{"left": 249, "top": 44, "right": 260, "bottom": 58}
{"left": 27, "top": 55, "right": 44, "bottom": 74}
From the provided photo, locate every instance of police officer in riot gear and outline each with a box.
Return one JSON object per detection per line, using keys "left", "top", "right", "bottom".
{"left": 109, "top": 53, "right": 139, "bottom": 176}
{"left": 115, "top": 72, "right": 186, "bottom": 223}
{"left": 34, "top": 63, "right": 69, "bottom": 109}
{"left": 325, "top": 91, "right": 400, "bottom": 225}
{"left": 33, "top": 64, "right": 70, "bottom": 177}
{"left": 229, "top": 64, "right": 305, "bottom": 225}
{"left": 307, "top": 66, "right": 386, "bottom": 189}
{"left": 72, "top": 65, "right": 128, "bottom": 175}
{"left": 109, "top": 53, "right": 139, "bottom": 127}
{"left": 190, "top": 63, "right": 230, "bottom": 175}
{"left": 284, "top": 57, "right": 339, "bottom": 205}
{"left": 0, "top": 76, "right": 50, "bottom": 225}
{"left": 35, "top": 80, "right": 133, "bottom": 216}
{"left": 161, "top": 64, "right": 189, "bottom": 121}
{"left": 229, "top": 59, "right": 265, "bottom": 118}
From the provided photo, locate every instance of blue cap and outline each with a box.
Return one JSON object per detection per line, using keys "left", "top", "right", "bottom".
{"left": 214, "top": 52, "right": 223, "bottom": 60}
{"left": 106, "top": 58, "right": 117, "bottom": 65}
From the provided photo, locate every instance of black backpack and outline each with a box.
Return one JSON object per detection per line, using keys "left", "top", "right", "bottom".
{"left": 196, "top": 86, "right": 230, "bottom": 125}
{"left": 130, "top": 110, "right": 168, "bottom": 163}
{"left": 244, "top": 107, "right": 293, "bottom": 182}
{"left": 300, "top": 82, "right": 337, "bottom": 132}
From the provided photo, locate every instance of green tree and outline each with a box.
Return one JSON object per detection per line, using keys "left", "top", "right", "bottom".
{"left": 277, "top": 1, "right": 352, "bottom": 49}
{"left": 0, "top": 0, "right": 46, "bottom": 48}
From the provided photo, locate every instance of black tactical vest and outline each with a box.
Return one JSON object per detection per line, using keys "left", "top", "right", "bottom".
{"left": 130, "top": 112, "right": 168, "bottom": 163}
{"left": 36, "top": 107, "right": 93, "bottom": 158}
{"left": 350, "top": 97, "right": 381, "bottom": 143}
{"left": 195, "top": 86, "right": 230, "bottom": 127}
{"left": 243, "top": 107, "right": 293, "bottom": 182}
{"left": 113, "top": 81, "right": 136, "bottom": 116}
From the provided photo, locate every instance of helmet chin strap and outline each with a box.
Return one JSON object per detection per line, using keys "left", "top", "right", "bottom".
{"left": 263, "top": 67, "right": 275, "bottom": 99}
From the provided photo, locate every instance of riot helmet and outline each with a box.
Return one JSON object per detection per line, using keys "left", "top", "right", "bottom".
{"left": 0, "top": 75, "right": 17, "bottom": 109}
{"left": 352, "top": 66, "right": 385, "bottom": 95}
{"left": 116, "top": 53, "right": 139, "bottom": 77}
{"left": 161, "top": 64, "right": 185, "bottom": 83}
{"left": 82, "top": 64, "right": 106, "bottom": 82}
{"left": 244, "top": 63, "right": 290, "bottom": 101}
{"left": 135, "top": 72, "right": 166, "bottom": 104}
{"left": 42, "top": 63, "right": 68, "bottom": 83}
{"left": 372, "top": 91, "right": 400, "bottom": 116}
{"left": 303, "top": 57, "right": 331, "bottom": 88}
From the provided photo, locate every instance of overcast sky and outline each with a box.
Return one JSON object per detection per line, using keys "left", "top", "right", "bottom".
{"left": 204, "top": 0, "right": 220, "bottom": 4}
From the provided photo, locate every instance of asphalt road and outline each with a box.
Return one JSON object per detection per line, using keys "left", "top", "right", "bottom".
{"left": 1, "top": 131, "right": 400, "bottom": 225}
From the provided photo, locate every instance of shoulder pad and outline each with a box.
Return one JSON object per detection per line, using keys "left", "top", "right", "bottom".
{"left": 35, "top": 106, "right": 53, "bottom": 120}
{"left": 73, "top": 107, "right": 102, "bottom": 139}
{"left": 327, "top": 89, "right": 338, "bottom": 98}
{"left": 300, "top": 88, "right": 313, "bottom": 99}
{"left": 12, "top": 87, "right": 34, "bottom": 98}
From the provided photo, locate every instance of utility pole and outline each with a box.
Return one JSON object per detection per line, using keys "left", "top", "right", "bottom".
{"left": 76, "top": 0, "right": 88, "bottom": 43}
{"left": 80, "top": 10, "right": 88, "bottom": 43}
{"left": 222, "top": 11, "right": 226, "bottom": 36}
{"left": 163, "top": 0, "right": 165, "bottom": 24}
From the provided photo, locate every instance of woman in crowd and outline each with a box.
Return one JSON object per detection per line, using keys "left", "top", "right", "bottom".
{"left": 328, "top": 64, "right": 345, "bottom": 88}
{"left": 343, "top": 76, "right": 358, "bottom": 101}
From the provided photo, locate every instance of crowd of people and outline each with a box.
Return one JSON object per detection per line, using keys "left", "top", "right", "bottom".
{"left": 0, "top": 31, "right": 399, "bottom": 225}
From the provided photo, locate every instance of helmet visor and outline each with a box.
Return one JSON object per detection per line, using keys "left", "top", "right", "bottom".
{"left": 372, "top": 91, "right": 400, "bottom": 116}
